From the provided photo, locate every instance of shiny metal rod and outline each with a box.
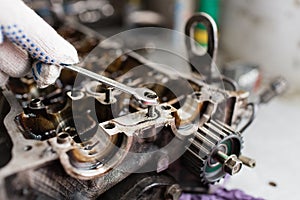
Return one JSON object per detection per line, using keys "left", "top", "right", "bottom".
{"left": 64, "top": 65, "right": 158, "bottom": 105}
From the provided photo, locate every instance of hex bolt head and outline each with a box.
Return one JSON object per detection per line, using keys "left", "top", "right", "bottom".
{"left": 214, "top": 151, "right": 243, "bottom": 175}
{"left": 223, "top": 155, "right": 243, "bottom": 175}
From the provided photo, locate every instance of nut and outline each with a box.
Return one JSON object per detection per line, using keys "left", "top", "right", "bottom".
{"left": 223, "top": 155, "right": 242, "bottom": 175}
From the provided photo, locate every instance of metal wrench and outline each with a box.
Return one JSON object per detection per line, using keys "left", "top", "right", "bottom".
{"left": 63, "top": 65, "right": 158, "bottom": 106}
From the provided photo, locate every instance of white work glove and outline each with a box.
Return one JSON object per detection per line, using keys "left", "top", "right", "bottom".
{"left": 0, "top": 0, "right": 79, "bottom": 88}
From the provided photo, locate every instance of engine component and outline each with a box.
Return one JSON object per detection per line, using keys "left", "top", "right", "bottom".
{"left": 0, "top": 12, "right": 285, "bottom": 200}
{"left": 99, "top": 173, "right": 181, "bottom": 200}
{"left": 185, "top": 119, "right": 243, "bottom": 183}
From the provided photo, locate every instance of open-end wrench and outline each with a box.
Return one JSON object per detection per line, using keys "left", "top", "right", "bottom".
{"left": 63, "top": 65, "right": 159, "bottom": 106}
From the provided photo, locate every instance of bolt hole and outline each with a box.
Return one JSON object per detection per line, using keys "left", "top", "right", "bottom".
{"left": 161, "top": 105, "right": 171, "bottom": 110}
{"left": 194, "top": 92, "right": 201, "bottom": 99}
{"left": 64, "top": 127, "right": 77, "bottom": 137}
{"left": 144, "top": 92, "right": 157, "bottom": 99}
{"left": 58, "top": 132, "right": 69, "bottom": 139}
{"left": 24, "top": 145, "right": 32, "bottom": 151}
{"left": 104, "top": 122, "right": 115, "bottom": 129}
{"left": 30, "top": 98, "right": 42, "bottom": 107}
{"left": 57, "top": 132, "right": 70, "bottom": 144}
{"left": 31, "top": 99, "right": 41, "bottom": 104}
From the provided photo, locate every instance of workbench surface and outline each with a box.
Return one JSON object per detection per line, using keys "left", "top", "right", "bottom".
{"left": 227, "top": 95, "right": 300, "bottom": 200}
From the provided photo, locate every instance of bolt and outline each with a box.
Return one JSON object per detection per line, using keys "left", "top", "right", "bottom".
{"left": 166, "top": 184, "right": 182, "bottom": 200}
{"left": 144, "top": 91, "right": 158, "bottom": 117}
{"left": 104, "top": 87, "right": 113, "bottom": 103}
{"left": 259, "top": 77, "right": 287, "bottom": 104}
{"left": 271, "top": 77, "right": 287, "bottom": 95}
{"left": 239, "top": 155, "right": 256, "bottom": 168}
{"left": 214, "top": 151, "right": 242, "bottom": 175}
{"left": 29, "top": 98, "right": 43, "bottom": 109}
{"left": 147, "top": 105, "right": 156, "bottom": 118}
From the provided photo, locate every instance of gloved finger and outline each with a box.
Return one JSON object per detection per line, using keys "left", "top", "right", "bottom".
{"left": 32, "top": 61, "right": 62, "bottom": 88}
{"left": 0, "top": 70, "right": 9, "bottom": 86}
{"left": 0, "top": 39, "right": 62, "bottom": 88}
{"left": 0, "top": 40, "right": 31, "bottom": 77}
{"left": 0, "top": 0, "right": 79, "bottom": 66}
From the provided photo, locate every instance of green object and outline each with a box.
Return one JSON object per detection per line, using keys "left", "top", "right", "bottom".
{"left": 195, "top": 0, "right": 220, "bottom": 46}
{"left": 204, "top": 140, "right": 232, "bottom": 173}
{"left": 198, "top": 0, "right": 220, "bottom": 26}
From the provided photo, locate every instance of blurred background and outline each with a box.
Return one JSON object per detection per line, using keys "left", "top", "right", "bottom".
{"left": 23, "top": 0, "right": 300, "bottom": 199}
{"left": 24, "top": 0, "right": 300, "bottom": 95}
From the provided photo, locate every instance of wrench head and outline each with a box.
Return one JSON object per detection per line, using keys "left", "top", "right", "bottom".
{"left": 133, "top": 88, "right": 159, "bottom": 106}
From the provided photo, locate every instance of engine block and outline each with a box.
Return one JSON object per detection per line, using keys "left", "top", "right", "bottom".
{"left": 0, "top": 13, "right": 284, "bottom": 200}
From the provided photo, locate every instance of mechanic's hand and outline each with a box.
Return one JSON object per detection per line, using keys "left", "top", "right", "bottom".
{"left": 0, "top": 0, "right": 78, "bottom": 88}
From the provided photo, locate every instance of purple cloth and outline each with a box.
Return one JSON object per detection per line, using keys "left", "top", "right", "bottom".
{"left": 179, "top": 188, "right": 264, "bottom": 200}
